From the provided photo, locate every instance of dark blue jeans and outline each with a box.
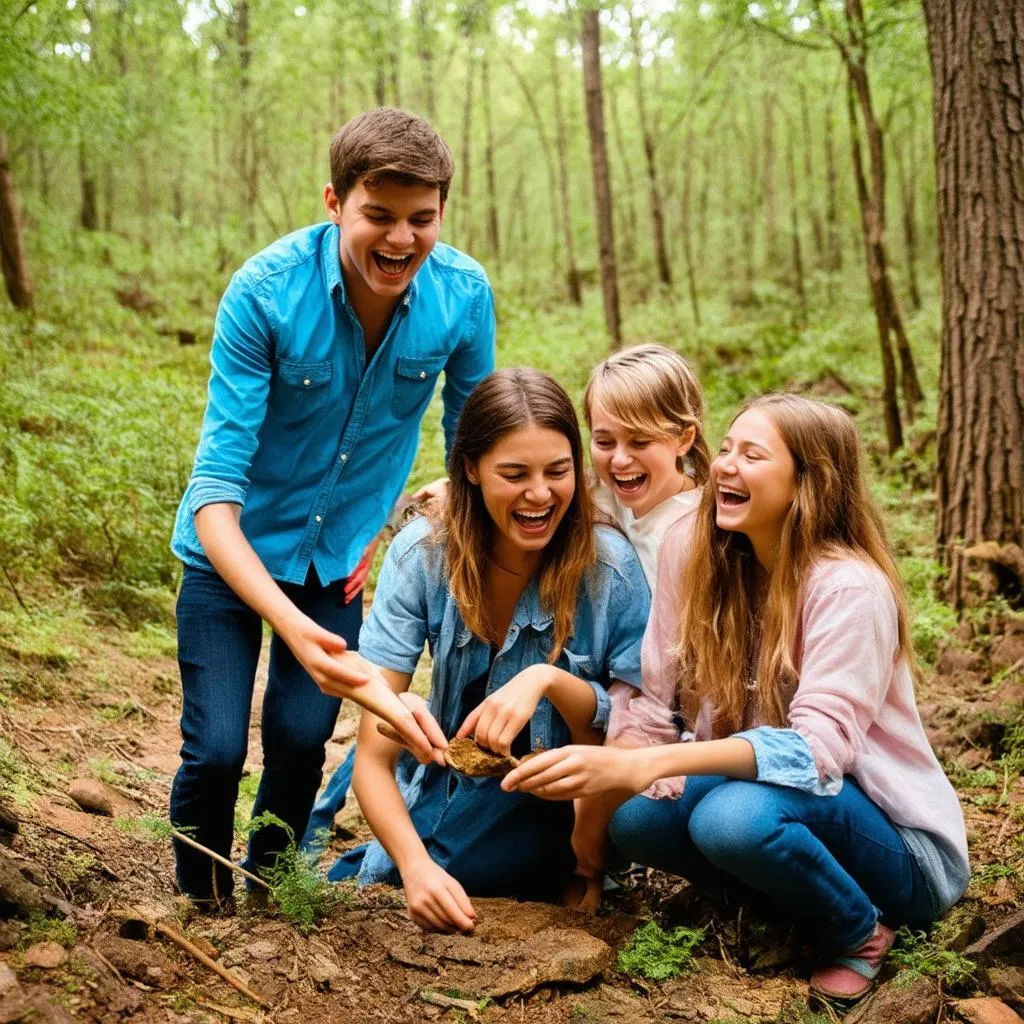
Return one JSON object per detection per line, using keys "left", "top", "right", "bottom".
{"left": 610, "top": 776, "right": 937, "bottom": 952}
{"left": 171, "top": 565, "right": 361, "bottom": 900}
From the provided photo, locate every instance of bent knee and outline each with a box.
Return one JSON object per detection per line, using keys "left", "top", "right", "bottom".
{"left": 688, "top": 781, "right": 784, "bottom": 864}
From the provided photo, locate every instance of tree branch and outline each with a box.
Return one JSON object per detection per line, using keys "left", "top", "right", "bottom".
{"left": 750, "top": 17, "right": 828, "bottom": 52}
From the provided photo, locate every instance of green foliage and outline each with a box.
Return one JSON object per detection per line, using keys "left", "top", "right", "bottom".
{"left": 246, "top": 811, "right": 347, "bottom": 934}
{"left": 900, "top": 556, "right": 958, "bottom": 666}
{"left": 889, "top": 928, "right": 975, "bottom": 989}
{"left": 20, "top": 914, "right": 78, "bottom": 950}
{"left": 617, "top": 920, "right": 704, "bottom": 981}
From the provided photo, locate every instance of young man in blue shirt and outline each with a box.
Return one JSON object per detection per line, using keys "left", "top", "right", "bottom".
{"left": 170, "top": 108, "right": 495, "bottom": 905}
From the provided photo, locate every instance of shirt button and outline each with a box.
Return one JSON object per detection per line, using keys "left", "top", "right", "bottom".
{"left": 419, "top": 371, "right": 426, "bottom": 380}
{"left": 303, "top": 378, "right": 311, "bottom": 386}
{"left": 315, "top": 515, "right": 322, "bottom": 523}
{"left": 340, "top": 453, "right": 348, "bottom": 462}
{"left": 403, "top": 295, "right": 410, "bottom": 306}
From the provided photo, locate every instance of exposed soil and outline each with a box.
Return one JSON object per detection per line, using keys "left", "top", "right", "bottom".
{"left": 443, "top": 738, "right": 524, "bottom": 778}
{"left": 0, "top": 615, "right": 1022, "bottom": 1023}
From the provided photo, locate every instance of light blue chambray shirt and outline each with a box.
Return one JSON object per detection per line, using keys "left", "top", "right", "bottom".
{"left": 352, "top": 516, "right": 650, "bottom": 885}
{"left": 171, "top": 223, "right": 496, "bottom": 585}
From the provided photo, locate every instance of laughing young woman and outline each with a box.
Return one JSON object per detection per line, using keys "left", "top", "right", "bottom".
{"left": 327, "top": 369, "right": 649, "bottom": 932}
{"left": 504, "top": 394, "right": 969, "bottom": 1001}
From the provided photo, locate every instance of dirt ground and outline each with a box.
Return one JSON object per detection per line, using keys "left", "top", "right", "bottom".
{"left": 1, "top": 615, "right": 1022, "bottom": 1024}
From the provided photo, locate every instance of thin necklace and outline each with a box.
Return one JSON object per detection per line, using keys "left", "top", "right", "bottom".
{"left": 489, "top": 557, "right": 523, "bottom": 577}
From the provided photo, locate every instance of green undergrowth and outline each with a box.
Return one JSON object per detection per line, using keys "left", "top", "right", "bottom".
{"left": 617, "top": 920, "right": 705, "bottom": 980}
{"left": 1, "top": 227, "right": 958, "bottom": 684}
{"left": 889, "top": 926, "right": 975, "bottom": 989}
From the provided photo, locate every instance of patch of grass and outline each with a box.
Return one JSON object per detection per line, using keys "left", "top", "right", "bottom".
{"left": 122, "top": 622, "right": 177, "bottom": 659}
{"left": 20, "top": 914, "right": 78, "bottom": 949}
{"left": 95, "top": 699, "right": 145, "bottom": 723}
{"left": 54, "top": 851, "right": 97, "bottom": 886}
{"left": 971, "top": 862, "right": 1019, "bottom": 891}
{"left": 88, "top": 757, "right": 122, "bottom": 786}
{"left": 234, "top": 770, "right": 262, "bottom": 835}
{"left": 617, "top": 920, "right": 704, "bottom": 981}
{"left": 889, "top": 927, "right": 975, "bottom": 988}
{"left": 246, "top": 811, "right": 348, "bottom": 934}
{"left": 0, "top": 737, "right": 34, "bottom": 805}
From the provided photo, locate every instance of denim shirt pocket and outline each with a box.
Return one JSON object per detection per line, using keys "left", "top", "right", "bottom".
{"left": 270, "top": 358, "right": 333, "bottom": 425}
{"left": 392, "top": 355, "right": 446, "bottom": 419}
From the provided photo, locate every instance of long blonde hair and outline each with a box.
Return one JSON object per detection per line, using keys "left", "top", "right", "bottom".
{"left": 583, "top": 343, "right": 710, "bottom": 484}
{"left": 438, "top": 369, "right": 597, "bottom": 662}
{"left": 677, "top": 393, "right": 917, "bottom": 736}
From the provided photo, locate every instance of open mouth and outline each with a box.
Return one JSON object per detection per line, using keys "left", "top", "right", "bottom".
{"left": 612, "top": 471, "right": 648, "bottom": 496}
{"left": 511, "top": 507, "right": 555, "bottom": 534}
{"left": 717, "top": 487, "right": 750, "bottom": 508}
{"left": 372, "top": 251, "right": 414, "bottom": 277}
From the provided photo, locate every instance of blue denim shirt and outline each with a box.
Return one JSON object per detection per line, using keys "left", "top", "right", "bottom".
{"left": 171, "top": 223, "right": 496, "bottom": 585}
{"left": 353, "top": 515, "right": 650, "bottom": 886}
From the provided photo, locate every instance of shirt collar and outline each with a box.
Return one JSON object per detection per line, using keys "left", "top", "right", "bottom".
{"left": 322, "top": 222, "right": 420, "bottom": 313}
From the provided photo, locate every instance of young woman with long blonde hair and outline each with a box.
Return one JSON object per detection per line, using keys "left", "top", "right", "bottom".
{"left": 505, "top": 394, "right": 969, "bottom": 1000}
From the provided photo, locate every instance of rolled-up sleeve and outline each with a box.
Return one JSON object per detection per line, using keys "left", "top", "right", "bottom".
{"left": 440, "top": 282, "right": 496, "bottom": 459}
{"left": 182, "top": 271, "right": 273, "bottom": 515}
{"left": 734, "top": 726, "right": 842, "bottom": 796}
{"left": 357, "top": 523, "right": 431, "bottom": 674}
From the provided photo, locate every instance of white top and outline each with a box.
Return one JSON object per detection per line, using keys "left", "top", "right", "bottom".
{"left": 592, "top": 481, "right": 703, "bottom": 594}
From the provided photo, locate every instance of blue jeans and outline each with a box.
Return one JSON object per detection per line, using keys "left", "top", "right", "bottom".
{"left": 302, "top": 745, "right": 356, "bottom": 855}
{"left": 170, "top": 565, "right": 361, "bottom": 900}
{"left": 610, "top": 776, "right": 937, "bottom": 952}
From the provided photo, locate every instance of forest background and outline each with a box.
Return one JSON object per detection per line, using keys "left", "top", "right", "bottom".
{"left": 0, "top": 1, "right": 1023, "bottom": 1021}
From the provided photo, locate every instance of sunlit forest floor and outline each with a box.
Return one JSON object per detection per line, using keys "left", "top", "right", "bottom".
{"left": 0, "top": 231, "right": 1022, "bottom": 1023}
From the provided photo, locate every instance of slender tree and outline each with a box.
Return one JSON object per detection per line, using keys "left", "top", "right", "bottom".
{"left": 581, "top": 5, "right": 621, "bottom": 345}
{"left": 924, "top": 0, "right": 1024, "bottom": 604}
{"left": 551, "top": 39, "right": 583, "bottom": 305}
{"left": 0, "top": 129, "right": 34, "bottom": 311}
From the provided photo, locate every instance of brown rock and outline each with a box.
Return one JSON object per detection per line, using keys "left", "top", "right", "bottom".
{"left": 0, "top": 849, "right": 47, "bottom": 918}
{"left": 23, "top": 940, "right": 67, "bottom": 969}
{"left": 93, "top": 934, "right": 179, "bottom": 988}
{"left": 1003, "top": 616, "right": 1024, "bottom": 637}
{"left": 983, "top": 967, "right": 1024, "bottom": 1012}
{"left": 937, "top": 648, "right": 986, "bottom": 676}
{"left": 0, "top": 992, "right": 30, "bottom": 1024}
{"left": 0, "top": 921, "right": 22, "bottom": 951}
{"left": 483, "top": 927, "right": 613, "bottom": 997}
{"left": 954, "top": 997, "right": 1024, "bottom": 1024}
{"left": 991, "top": 635, "right": 1024, "bottom": 675}
{"left": 0, "top": 965, "right": 19, "bottom": 998}
{"left": 67, "top": 778, "right": 114, "bottom": 816}
{"left": 947, "top": 914, "right": 989, "bottom": 952}
{"left": 443, "top": 737, "right": 522, "bottom": 778}
{"left": 967, "top": 910, "right": 1024, "bottom": 967}
{"left": 844, "top": 975, "right": 939, "bottom": 1024}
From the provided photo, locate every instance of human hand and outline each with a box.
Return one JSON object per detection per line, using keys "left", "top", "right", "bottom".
{"left": 280, "top": 616, "right": 366, "bottom": 690}
{"left": 387, "top": 691, "right": 448, "bottom": 767}
{"left": 410, "top": 476, "right": 449, "bottom": 503}
{"left": 401, "top": 857, "right": 477, "bottom": 933}
{"left": 343, "top": 535, "right": 381, "bottom": 604}
{"left": 500, "top": 745, "right": 647, "bottom": 800}
{"left": 456, "top": 664, "right": 550, "bottom": 756}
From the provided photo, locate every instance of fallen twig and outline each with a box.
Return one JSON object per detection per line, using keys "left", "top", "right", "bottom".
{"left": 90, "top": 945, "right": 126, "bottom": 985}
{"left": 170, "top": 830, "right": 271, "bottom": 891}
{"left": 154, "top": 921, "right": 271, "bottom": 1010}
{"left": 418, "top": 989, "right": 481, "bottom": 1018}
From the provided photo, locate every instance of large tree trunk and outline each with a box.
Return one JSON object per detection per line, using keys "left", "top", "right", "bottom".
{"left": 924, "top": 0, "right": 1024, "bottom": 604}
{"left": 628, "top": 10, "right": 671, "bottom": 289}
{"left": 581, "top": 7, "right": 621, "bottom": 346}
{"left": 0, "top": 130, "right": 34, "bottom": 311}
{"left": 892, "top": 128, "right": 922, "bottom": 312}
{"left": 551, "top": 47, "right": 582, "bottom": 305}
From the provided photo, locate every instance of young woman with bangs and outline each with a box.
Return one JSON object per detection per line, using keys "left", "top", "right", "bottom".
{"left": 327, "top": 369, "right": 650, "bottom": 933}
{"left": 505, "top": 393, "right": 969, "bottom": 1001}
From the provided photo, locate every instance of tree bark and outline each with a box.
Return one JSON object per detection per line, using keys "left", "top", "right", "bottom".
{"left": 581, "top": 6, "right": 621, "bottom": 346}
{"left": 414, "top": 0, "right": 436, "bottom": 121}
{"left": 680, "top": 126, "right": 701, "bottom": 327}
{"left": 79, "top": 139, "right": 99, "bottom": 231}
{"left": 481, "top": 46, "right": 500, "bottom": 263}
{"left": 841, "top": 0, "right": 924, "bottom": 422}
{"left": 0, "top": 130, "right": 34, "bottom": 311}
{"left": 628, "top": 10, "right": 671, "bottom": 289}
{"left": 607, "top": 85, "right": 638, "bottom": 265}
{"left": 892, "top": 129, "right": 922, "bottom": 312}
{"left": 924, "top": 0, "right": 1024, "bottom": 602}
{"left": 458, "top": 50, "right": 476, "bottom": 253}
{"left": 551, "top": 45, "right": 582, "bottom": 305}
{"left": 799, "top": 84, "right": 825, "bottom": 264}
{"left": 823, "top": 99, "right": 843, "bottom": 272}
{"left": 761, "top": 92, "right": 779, "bottom": 267}
{"left": 786, "top": 126, "right": 807, "bottom": 319}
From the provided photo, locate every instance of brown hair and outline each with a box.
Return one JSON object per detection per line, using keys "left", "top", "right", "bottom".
{"left": 329, "top": 107, "right": 455, "bottom": 203}
{"left": 583, "top": 343, "right": 710, "bottom": 484}
{"left": 436, "top": 369, "right": 597, "bottom": 662}
{"left": 676, "top": 393, "right": 917, "bottom": 736}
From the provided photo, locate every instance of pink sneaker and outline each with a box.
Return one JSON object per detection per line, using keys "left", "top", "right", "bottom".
{"left": 810, "top": 923, "right": 895, "bottom": 1001}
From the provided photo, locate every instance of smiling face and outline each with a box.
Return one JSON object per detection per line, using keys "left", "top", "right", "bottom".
{"left": 325, "top": 177, "right": 443, "bottom": 305}
{"left": 466, "top": 424, "right": 576, "bottom": 565}
{"left": 711, "top": 408, "right": 798, "bottom": 566}
{"left": 589, "top": 399, "right": 693, "bottom": 518}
